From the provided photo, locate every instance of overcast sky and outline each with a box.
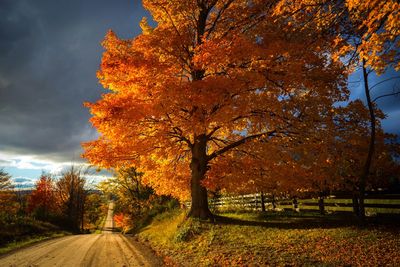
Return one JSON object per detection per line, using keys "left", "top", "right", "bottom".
{"left": 0, "top": 0, "right": 399, "bottom": 188}
{"left": 0, "top": 0, "right": 148, "bottom": 187}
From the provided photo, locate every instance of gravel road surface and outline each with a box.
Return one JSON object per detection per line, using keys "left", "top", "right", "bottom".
{"left": 0, "top": 202, "right": 162, "bottom": 267}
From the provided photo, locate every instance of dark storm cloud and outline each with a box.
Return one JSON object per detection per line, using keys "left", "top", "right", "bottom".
{"left": 0, "top": 0, "right": 147, "bottom": 162}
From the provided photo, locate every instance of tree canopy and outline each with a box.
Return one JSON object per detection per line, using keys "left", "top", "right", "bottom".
{"left": 83, "top": 0, "right": 398, "bottom": 218}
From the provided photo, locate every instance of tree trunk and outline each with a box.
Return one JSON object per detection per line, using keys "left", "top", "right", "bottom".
{"left": 261, "top": 192, "right": 266, "bottom": 212}
{"left": 292, "top": 197, "right": 298, "bottom": 212}
{"left": 188, "top": 134, "right": 213, "bottom": 220}
{"left": 352, "top": 192, "right": 360, "bottom": 216}
{"left": 359, "top": 59, "right": 375, "bottom": 220}
{"left": 359, "top": 196, "right": 365, "bottom": 220}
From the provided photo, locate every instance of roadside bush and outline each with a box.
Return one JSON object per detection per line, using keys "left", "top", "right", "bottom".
{"left": 174, "top": 218, "right": 202, "bottom": 242}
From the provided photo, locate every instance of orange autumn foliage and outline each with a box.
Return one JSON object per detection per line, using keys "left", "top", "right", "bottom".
{"left": 344, "top": 0, "right": 399, "bottom": 72}
{"left": 27, "top": 174, "right": 59, "bottom": 219}
{"left": 274, "top": 0, "right": 400, "bottom": 73}
{"left": 83, "top": 1, "right": 350, "bottom": 216}
{"left": 113, "top": 212, "right": 132, "bottom": 232}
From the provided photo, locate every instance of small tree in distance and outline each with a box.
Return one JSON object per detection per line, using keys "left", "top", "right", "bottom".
{"left": 56, "top": 166, "right": 87, "bottom": 231}
{"left": 27, "top": 173, "right": 58, "bottom": 221}
{"left": 0, "top": 169, "right": 13, "bottom": 191}
{"left": 0, "top": 169, "right": 18, "bottom": 221}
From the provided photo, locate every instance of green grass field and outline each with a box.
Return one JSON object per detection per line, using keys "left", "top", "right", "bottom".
{"left": 138, "top": 209, "right": 400, "bottom": 266}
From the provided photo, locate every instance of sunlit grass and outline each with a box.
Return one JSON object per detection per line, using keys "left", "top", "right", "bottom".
{"left": 139, "top": 209, "right": 186, "bottom": 246}
{"left": 138, "top": 209, "right": 400, "bottom": 266}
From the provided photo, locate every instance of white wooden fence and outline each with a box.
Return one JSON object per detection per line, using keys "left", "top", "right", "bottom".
{"left": 194, "top": 193, "right": 400, "bottom": 214}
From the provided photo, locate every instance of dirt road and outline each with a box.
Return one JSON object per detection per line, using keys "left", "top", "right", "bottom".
{"left": 0, "top": 202, "right": 162, "bottom": 267}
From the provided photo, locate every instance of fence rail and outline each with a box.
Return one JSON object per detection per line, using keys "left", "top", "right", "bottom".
{"left": 203, "top": 193, "right": 400, "bottom": 214}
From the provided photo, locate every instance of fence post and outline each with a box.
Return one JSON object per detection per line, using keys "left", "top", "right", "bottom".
{"left": 261, "top": 192, "right": 266, "bottom": 212}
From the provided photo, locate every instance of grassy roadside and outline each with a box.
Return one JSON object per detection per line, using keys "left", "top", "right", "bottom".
{"left": 0, "top": 217, "right": 73, "bottom": 255}
{"left": 0, "top": 231, "right": 71, "bottom": 255}
{"left": 137, "top": 209, "right": 400, "bottom": 266}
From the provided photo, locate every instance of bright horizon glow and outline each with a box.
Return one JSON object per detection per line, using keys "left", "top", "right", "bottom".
{"left": 0, "top": 151, "right": 111, "bottom": 189}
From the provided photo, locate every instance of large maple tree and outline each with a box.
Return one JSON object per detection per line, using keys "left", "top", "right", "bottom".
{"left": 83, "top": 0, "right": 348, "bottom": 219}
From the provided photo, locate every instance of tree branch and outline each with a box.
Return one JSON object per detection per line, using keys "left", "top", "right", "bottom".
{"left": 205, "top": 0, "right": 235, "bottom": 39}
{"left": 373, "top": 91, "right": 400, "bottom": 102}
{"left": 207, "top": 126, "right": 221, "bottom": 138}
{"left": 369, "top": 76, "right": 400, "bottom": 91}
{"left": 207, "top": 130, "right": 277, "bottom": 160}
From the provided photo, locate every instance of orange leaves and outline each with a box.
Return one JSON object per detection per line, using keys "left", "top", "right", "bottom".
{"left": 139, "top": 17, "right": 153, "bottom": 35}
{"left": 27, "top": 174, "right": 59, "bottom": 216}
{"left": 82, "top": 0, "right": 357, "bottom": 201}
{"left": 193, "top": 34, "right": 261, "bottom": 72}
{"left": 275, "top": 0, "right": 400, "bottom": 73}
{"left": 114, "top": 212, "right": 132, "bottom": 232}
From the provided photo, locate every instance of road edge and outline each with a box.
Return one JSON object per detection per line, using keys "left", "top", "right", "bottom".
{"left": 0, "top": 232, "right": 72, "bottom": 259}
{"left": 124, "top": 234, "right": 165, "bottom": 266}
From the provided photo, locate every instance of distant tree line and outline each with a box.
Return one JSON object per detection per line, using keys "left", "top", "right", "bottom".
{"left": 0, "top": 166, "right": 106, "bottom": 233}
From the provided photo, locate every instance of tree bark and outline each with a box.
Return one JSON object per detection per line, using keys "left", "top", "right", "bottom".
{"left": 188, "top": 134, "right": 213, "bottom": 220}
{"left": 358, "top": 59, "right": 375, "bottom": 220}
